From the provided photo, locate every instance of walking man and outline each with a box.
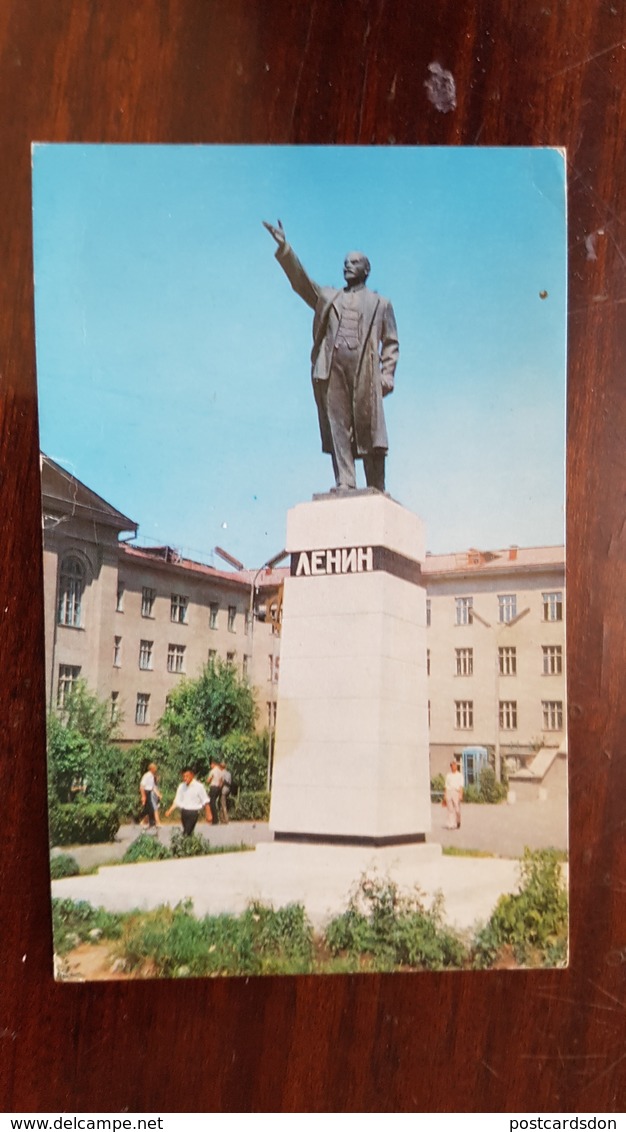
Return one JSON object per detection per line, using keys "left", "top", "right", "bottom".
{"left": 165, "top": 769, "right": 212, "bottom": 836}
{"left": 220, "top": 760, "right": 232, "bottom": 825}
{"left": 207, "top": 759, "right": 225, "bottom": 825}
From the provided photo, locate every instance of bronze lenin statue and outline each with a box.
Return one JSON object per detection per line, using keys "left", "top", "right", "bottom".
{"left": 264, "top": 220, "right": 399, "bottom": 493}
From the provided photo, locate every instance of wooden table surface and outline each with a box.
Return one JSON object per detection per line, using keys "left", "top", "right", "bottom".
{"left": 1, "top": 0, "right": 625, "bottom": 1113}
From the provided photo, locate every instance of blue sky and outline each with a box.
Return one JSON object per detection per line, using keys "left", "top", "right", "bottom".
{"left": 32, "top": 145, "right": 566, "bottom": 567}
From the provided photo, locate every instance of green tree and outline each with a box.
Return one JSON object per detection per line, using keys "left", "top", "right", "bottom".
{"left": 47, "top": 713, "right": 91, "bottom": 804}
{"left": 48, "top": 680, "right": 126, "bottom": 806}
{"left": 155, "top": 660, "right": 265, "bottom": 799}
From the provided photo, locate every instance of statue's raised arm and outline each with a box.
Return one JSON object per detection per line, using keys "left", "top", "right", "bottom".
{"left": 262, "top": 219, "right": 286, "bottom": 247}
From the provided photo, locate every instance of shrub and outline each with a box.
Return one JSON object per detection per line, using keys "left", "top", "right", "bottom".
{"left": 52, "top": 898, "right": 125, "bottom": 954}
{"left": 50, "top": 854, "right": 80, "bottom": 879}
{"left": 50, "top": 803, "right": 120, "bottom": 846}
{"left": 120, "top": 899, "right": 314, "bottom": 977}
{"left": 123, "top": 834, "right": 173, "bottom": 863}
{"left": 325, "top": 876, "right": 467, "bottom": 971}
{"left": 463, "top": 766, "right": 508, "bottom": 805}
{"left": 476, "top": 765, "right": 508, "bottom": 804}
{"left": 169, "top": 831, "right": 214, "bottom": 858}
{"left": 430, "top": 774, "right": 445, "bottom": 801}
{"left": 231, "top": 791, "right": 270, "bottom": 821}
{"left": 472, "top": 848, "right": 568, "bottom": 967}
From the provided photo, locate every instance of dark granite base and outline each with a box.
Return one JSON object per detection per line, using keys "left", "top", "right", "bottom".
{"left": 273, "top": 831, "right": 427, "bottom": 847}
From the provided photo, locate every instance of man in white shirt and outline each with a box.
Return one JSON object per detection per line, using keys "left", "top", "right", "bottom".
{"left": 206, "top": 759, "right": 225, "bottom": 825}
{"left": 139, "top": 762, "right": 158, "bottom": 829}
{"left": 165, "top": 769, "right": 212, "bottom": 836}
{"left": 444, "top": 760, "right": 464, "bottom": 830}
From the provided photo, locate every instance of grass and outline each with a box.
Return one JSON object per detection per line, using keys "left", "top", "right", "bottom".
{"left": 442, "top": 846, "right": 495, "bottom": 859}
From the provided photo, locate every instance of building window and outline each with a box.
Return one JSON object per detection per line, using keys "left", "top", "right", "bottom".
{"left": 139, "top": 640, "right": 153, "bottom": 670}
{"left": 171, "top": 594, "right": 188, "bottom": 624}
{"left": 226, "top": 651, "right": 235, "bottom": 665}
{"left": 228, "top": 605, "right": 237, "bottom": 632}
{"left": 57, "top": 664, "right": 81, "bottom": 708}
{"left": 111, "top": 691, "right": 119, "bottom": 722}
{"left": 427, "top": 649, "right": 431, "bottom": 676}
{"left": 113, "top": 636, "right": 122, "bottom": 667}
{"left": 135, "top": 693, "right": 150, "bottom": 725}
{"left": 455, "top": 647, "right": 473, "bottom": 676}
{"left": 499, "top": 700, "right": 518, "bottom": 730}
{"left": 499, "top": 646, "right": 517, "bottom": 676}
{"left": 268, "top": 655, "right": 280, "bottom": 683}
{"left": 116, "top": 581, "right": 125, "bottom": 612}
{"left": 542, "top": 700, "right": 563, "bottom": 730}
{"left": 498, "top": 594, "right": 517, "bottom": 624}
{"left": 243, "top": 654, "right": 251, "bottom": 679}
{"left": 542, "top": 591, "right": 563, "bottom": 622}
{"left": 455, "top": 700, "right": 473, "bottom": 729}
{"left": 141, "top": 587, "right": 156, "bottom": 618}
{"left": 542, "top": 645, "right": 563, "bottom": 675}
{"left": 455, "top": 596, "right": 473, "bottom": 626}
{"left": 167, "top": 644, "right": 186, "bottom": 673}
{"left": 209, "top": 602, "right": 219, "bottom": 630}
{"left": 267, "top": 700, "right": 277, "bottom": 728}
{"left": 428, "top": 700, "right": 431, "bottom": 728}
{"left": 58, "top": 557, "right": 85, "bottom": 628}
{"left": 426, "top": 599, "right": 431, "bottom": 627}
{"left": 208, "top": 649, "right": 217, "bottom": 664}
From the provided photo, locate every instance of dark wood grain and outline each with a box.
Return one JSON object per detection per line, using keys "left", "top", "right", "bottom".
{"left": 1, "top": 0, "right": 625, "bottom": 1113}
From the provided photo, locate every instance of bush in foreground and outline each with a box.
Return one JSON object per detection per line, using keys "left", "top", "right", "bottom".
{"left": 121, "top": 899, "right": 314, "bottom": 977}
{"left": 123, "top": 834, "right": 173, "bottom": 863}
{"left": 50, "top": 854, "right": 80, "bottom": 879}
{"left": 325, "top": 876, "right": 467, "bottom": 972}
{"left": 52, "top": 898, "right": 125, "bottom": 955}
{"left": 472, "top": 848, "right": 568, "bottom": 967}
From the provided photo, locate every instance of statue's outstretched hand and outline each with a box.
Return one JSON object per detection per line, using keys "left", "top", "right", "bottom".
{"left": 263, "top": 219, "right": 286, "bottom": 247}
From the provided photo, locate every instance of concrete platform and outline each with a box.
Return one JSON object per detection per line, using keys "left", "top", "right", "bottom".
{"left": 52, "top": 840, "right": 522, "bottom": 933}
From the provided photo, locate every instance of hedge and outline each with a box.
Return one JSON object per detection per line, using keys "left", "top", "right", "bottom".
{"left": 50, "top": 803, "right": 120, "bottom": 846}
{"left": 231, "top": 791, "right": 271, "bottom": 821}
{"left": 50, "top": 853, "right": 80, "bottom": 879}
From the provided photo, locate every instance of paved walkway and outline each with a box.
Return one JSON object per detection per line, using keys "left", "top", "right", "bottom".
{"left": 52, "top": 795, "right": 567, "bottom": 871}
{"left": 50, "top": 797, "right": 568, "bottom": 934}
{"left": 52, "top": 820, "right": 272, "bottom": 870}
{"left": 429, "top": 795, "right": 568, "bottom": 857}
{"left": 52, "top": 841, "right": 524, "bottom": 933}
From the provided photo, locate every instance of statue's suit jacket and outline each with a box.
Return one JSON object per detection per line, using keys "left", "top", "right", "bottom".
{"left": 276, "top": 242, "right": 399, "bottom": 457}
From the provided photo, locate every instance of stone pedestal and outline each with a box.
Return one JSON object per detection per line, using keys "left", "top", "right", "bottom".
{"left": 269, "top": 490, "right": 430, "bottom": 845}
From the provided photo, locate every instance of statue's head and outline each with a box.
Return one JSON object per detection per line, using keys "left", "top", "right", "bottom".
{"left": 343, "top": 251, "right": 370, "bottom": 287}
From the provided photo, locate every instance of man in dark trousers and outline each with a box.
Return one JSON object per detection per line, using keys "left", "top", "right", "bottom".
{"left": 264, "top": 220, "right": 399, "bottom": 493}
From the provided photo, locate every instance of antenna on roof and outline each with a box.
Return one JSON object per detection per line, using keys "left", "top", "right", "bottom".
{"left": 214, "top": 546, "right": 246, "bottom": 571}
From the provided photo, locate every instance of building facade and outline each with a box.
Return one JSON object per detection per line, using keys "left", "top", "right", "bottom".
{"left": 42, "top": 458, "right": 566, "bottom": 773}
{"left": 423, "top": 546, "right": 566, "bottom": 775}
{"left": 42, "top": 457, "right": 279, "bottom": 743}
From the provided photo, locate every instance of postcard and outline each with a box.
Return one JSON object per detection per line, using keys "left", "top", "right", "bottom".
{"left": 33, "top": 145, "right": 567, "bottom": 978}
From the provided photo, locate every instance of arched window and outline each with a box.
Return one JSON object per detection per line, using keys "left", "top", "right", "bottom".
{"left": 58, "top": 556, "right": 85, "bottom": 627}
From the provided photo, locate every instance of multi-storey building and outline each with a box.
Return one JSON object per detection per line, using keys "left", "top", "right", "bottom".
{"left": 42, "top": 457, "right": 566, "bottom": 777}
{"left": 42, "top": 456, "right": 279, "bottom": 743}
{"left": 423, "top": 545, "right": 566, "bottom": 775}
